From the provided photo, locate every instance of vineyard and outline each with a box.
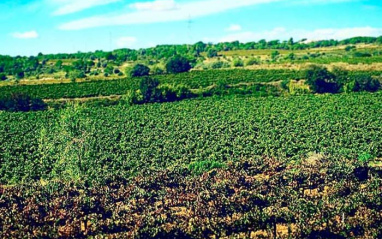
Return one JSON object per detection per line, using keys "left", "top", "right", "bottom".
{"left": 1, "top": 69, "right": 381, "bottom": 100}
{"left": 0, "top": 69, "right": 303, "bottom": 99}
{"left": 0, "top": 73, "right": 382, "bottom": 237}
{"left": 0, "top": 93, "right": 381, "bottom": 184}
{"left": 1, "top": 156, "right": 382, "bottom": 238}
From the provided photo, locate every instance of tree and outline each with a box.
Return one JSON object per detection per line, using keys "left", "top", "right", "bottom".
{"left": 55, "top": 60, "right": 63, "bottom": 69}
{"left": 232, "top": 58, "right": 244, "bottom": 67}
{"left": 207, "top": 49, "right": 218, "bottom": 58}
{"left": 105, "top": 52, "right": 116, "bottom": 61}
{"left": 305, "top": 65, "right": 339, "bottom": 93}
{"left": 353, "top": 74, "right": 381, "bottom": 92}
{"left": 0, "top": 93, "right": 45, "bottom": 112}
{"left": 139, "top": 77, "right": 161, "bottom": 103}
{"left": 0, "top": 73, "right": 7, "bottom": 81}
{"left": 165, "top": 55, "right": 191, "bottom": 74}
{"left": 129, "top": 64, "right": 150, "bottom": 77}
{"left": 271, "top": 51, "right": 280, "bottom": 60}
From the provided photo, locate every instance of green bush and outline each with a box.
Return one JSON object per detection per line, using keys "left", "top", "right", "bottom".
{"left": 353, "top": 52, "right": 372, "bottom": 58}
{"left": 159, "top": 84, "right": 177, "bottom": 102}
{"left": 210, "top": 61, "right": 230, "bottom": 69}
{"left": 280, "top": 79, "right": 290, "bottom": 91}
{"left": 353, "top": 74, "right": 380, "bottom": 92}
{"left": 345, "top": 45, "right": 356, "bottom": 52}
{"left": 245, "top": 58, "right": 260, "bottom": 66}
{"left": 189, "top": 160, "right": 226, "bottom": 175}
{"left": 139, "top": 77, "right": 161, "bottom": 103}
{"left": 151, "top": 66, "right": 164, "bottom": 75}
{"left": 0, "top": 73, "right": 7, "bottom": 81}
{"left": 128, "top": 64, "right": 150, "bottom": 77}
{"left": 207, "top": 49, "right": 218, "bottom": 58}
{"left": 305, "top": 65, "right": 339, "bottom": 93}
{"left": 232, "top": 58, "right": 244, "bottom": 67}
{"left": 0, "top": 93, "right": 47, "bottom": 112}
{"left": 165, "top": 56, "right": 191, "bottom": 74}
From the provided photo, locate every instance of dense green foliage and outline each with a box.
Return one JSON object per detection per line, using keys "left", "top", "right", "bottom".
{"left": 165, "top": 55, "right": 192, "bottom": 74}
{"left": 0, "top": 93, "right": 381, "bottom": 184}
{"left": 128, "top": 63, "right": 150, "bottom": 77}
{"left": 1, "top": 36, "right": 380, "bottom": 81}
{"left": 0, "top": 93, "right": 46, "bottom": 112}
{"left": 0, "top": 69, "right": 304, "bottom": 99}
{"left": 304, "top": 66, "right": 381, "bottom": 93}
{"left": 305, "top": 65, "right": 339, "bottom": 93}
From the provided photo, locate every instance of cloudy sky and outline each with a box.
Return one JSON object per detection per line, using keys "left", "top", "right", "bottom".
{"left": 1, "top": 0, "right": 381, "bottom": 56}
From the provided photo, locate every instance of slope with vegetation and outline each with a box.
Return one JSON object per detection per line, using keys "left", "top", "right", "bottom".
{"left": 1, "top": 36, "right": 382, "bottom": 238}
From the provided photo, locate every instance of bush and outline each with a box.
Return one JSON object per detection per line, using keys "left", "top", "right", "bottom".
{"left": 0, "top": 93, "right": 47, "bottom": 112}
{"left": 139, "top": 77, "right": 161, "bottom": 103}
{"left": 271, "top": 51, "right": 280, "bottom": 60}
{"left": 165, "top": 56, "right": 191, "bottom": 74}
{"left": 0, "top": 73, "right": 7, "bottom": 81}
{"left": 345, "top": 45, "right": 356, "bottom": 52}
{"left": 305, "top": 65, "right": 339, "bottom": 93}
{"left": 281, "top": 79, "right": 290, "bottom": 91}
{"left": 353, "top": 52, "right": 372, "bottom": 57}
{"left": 129, "top": 64, "right": 150, "bottom": 77}
{"left": 232, "top": 58, "right": 244, "bottom": 67}
{"left": 68, "top": 70, "right": 86, "bottom": 82}
{"left": 151, "top": 66, "right": 164, "bottom": 75}
{"left": 207, "top": 49, "right": 218, "bottom": 58}
{"left": 188, "top": 160, "right": 226, "bottom": 175}
{"left": 210, "top": 61, "right": 230, "bottom": 69}
{"left": 245, "top": 58, "right": 259, "bottom": 66}
{"left": 113, "top": 68, "right": 120, "bottom": 74}
{"left": 353, "top": 74, "right": 380, "bottom": 92}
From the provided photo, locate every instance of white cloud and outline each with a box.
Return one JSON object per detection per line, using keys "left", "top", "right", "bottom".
{"left": 218, "top": 27, "right": 382, "bottom": 43}
{"left": 226, "top": 24, "right": 242, "bottom": 32}
{"left": 130, "top": 0, "right": 179, "bottom": 12}
{"left": 50, "top": 0, "right": 121, "bottom": 16}
{"left": 11, "top": 31, "right": 39, "bottom": 39}
{"left": 59, "top": 0, "right": 283, "bottom": 30}
{"left": 116, "top": 36, "right": 137, "bottom": 48}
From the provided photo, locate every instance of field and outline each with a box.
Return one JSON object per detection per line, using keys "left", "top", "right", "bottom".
{"left": 1, "top": 39, "right": 382, "bottom": 238}
{"left": 1, "top": 92, "right": 382, "bottom": 237}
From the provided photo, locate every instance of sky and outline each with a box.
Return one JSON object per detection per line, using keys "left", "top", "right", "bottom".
{"left": 0, "top": 0, "right": 381, "bottom": 56}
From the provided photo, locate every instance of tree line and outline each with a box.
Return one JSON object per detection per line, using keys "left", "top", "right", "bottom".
{"left": 1, "top": 36, "right": 381, "bottom": 81}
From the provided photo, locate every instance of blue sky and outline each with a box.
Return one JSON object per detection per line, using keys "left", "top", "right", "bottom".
{"left": 1, "top": 0, "right": 381, "bottom": 56}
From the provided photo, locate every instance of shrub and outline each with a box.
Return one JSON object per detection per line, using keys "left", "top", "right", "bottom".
{"left": 271, "top": 51, "right": 280, "bottom": 60}
{"left": 286, "top": 53, "right": 295, "bottom": 60}
{"left": 129, "top": 64, "right": 150, "bottom": 77}
{"left": 159, "top": 84, "right": 177, "bottom": 102}
{"left": 175, "top": 85, "right": 193, "bottom": 99}
{"left": 139, "top": 77, "right": 161, "bottom": 103}
{"left": 345, "top": 45, "right": 356, "bottom": 52}
{"left": 210, "top": 61, "right": 230, "bottom": 69}
{"left": 0, "top": 93, "right": 47, "bottom": 112}
{"left": 151, "top": 66, "right": 164, "bottom": 75}
{"left": 207, "top": 49, "right": 218, "bottom": 58}
{"left": 0, "top": 73, "right": 7, "bottom": 81}
{"left": 281, "top": 79, "right": 290, "bottom": 91}
{"left": 353, "top": 74, "right": 380, "bottom": 92}
{"left": 305, "top": 65, "right": 339, "bottom": 93}
{"left": 232, "top": 58, "right": 244, "bottom": 67}
{"left": 188, "top": 160, "right": 226, "bottom": 175}
{"left": 165, "top": 56, "right": 191, "bottom": 74}
{"left": 353, "top": 52, "right": 372, "bottom": 57}
{"left": 245, "top": 58, "right": 260, "bottom": 66}
{"left": 113, "top": 68, "right": 120, "bottom": 74}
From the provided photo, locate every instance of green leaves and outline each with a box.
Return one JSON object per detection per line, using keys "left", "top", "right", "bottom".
{"left": 0, "top": 92, "right": 381, "bottom": 184}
